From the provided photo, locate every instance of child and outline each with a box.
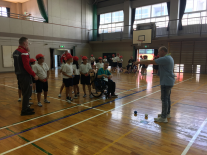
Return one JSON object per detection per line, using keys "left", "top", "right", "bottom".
{"left": 72, "top": 56, "right": 80, "bottom": 99}
{"left": 95, "top": 57, "right": 104, "bottom": 70}
{"left": 58, "top": 59, "right": 66, "bottom": 97}
{"left": 142, "top": 55, "right": 148, "bottom": 75}
{"left": 79, "top": 56, "right": 93, "bottom": 98}
{"left": 30, "top": 58, "right": 36, "bottom": 93}
{"left": 103, "top": 56, "right": 107, "bottom": 63}
{"left": 33, "top": 54, "right": 50, "bottom": 107}
{"left": 118, "top": 56, "right": 123, "bottom": 72}
{"left": 111, "top": 54, "right": 117, "bottom": 72}
{"left": 90, "top": 54, "right": 95, "bottom": 66}
{"left": 62, "top": 54, "right": 74, "bottom": 103}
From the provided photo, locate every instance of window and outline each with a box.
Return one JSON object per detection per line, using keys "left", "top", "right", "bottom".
{"left": 183, "top": 0, "right": 207, "bottom": 25}
{"left": 99, "top": 11, "right": 124, "bottom": 34}
{"left": 134, "top": 3, "right": 169, "bottom": 29}
{"left": 0, "top": 7, "right": 8, "bottom": 17}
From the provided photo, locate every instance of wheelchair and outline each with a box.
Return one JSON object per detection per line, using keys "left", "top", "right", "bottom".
{"left": 90, "top": 76, "right": 109, "bottom": 99}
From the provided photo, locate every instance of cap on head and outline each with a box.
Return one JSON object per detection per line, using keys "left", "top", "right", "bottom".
{"left": 98, "top": 57, "right": 102, "bottom": 60}
{"left": 117, "top": 53, "right": 119, "bottom": 55}
{"left": 120, "top": 56, "right": 123, "bottom": 58}
{"left": 36, "top": 54, "right": 44, "bottom": 60}
{"left": 112, "top": 54, "right": 115, "bottom": 57}
{"left": 64, "top": 54, "right": 73, "bottom": 61}
{"left": 30, "top": 58, "right": 36, "bottom": 63}
{"left": 73, "top": 56, "right": 79, "bottom": 61}
{"left": 82, "top": 56, "right": 88, "bottom": 60}
{"left": 104, "top": 56, "right": 107, "bottom": 58}
{"left": 91, "top": 54, "right": 93, "bottom": 57}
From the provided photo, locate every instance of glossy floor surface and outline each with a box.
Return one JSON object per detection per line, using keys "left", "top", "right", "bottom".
{"left": 0, "top": 70, "right": 207, "bottom": 155}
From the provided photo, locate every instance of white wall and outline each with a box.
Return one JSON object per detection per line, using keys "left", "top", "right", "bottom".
{"left": 0, "top": 0, "right": 17, "bottom": 14}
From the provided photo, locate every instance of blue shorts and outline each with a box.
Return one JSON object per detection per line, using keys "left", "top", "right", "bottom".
{"left": 73, "top": 75, "right": 80, "bottom": 85}
{"left": 81, "top": 74, "right": 90, "bottom": 85}
{"left": 63, "top": 78, "right": 73, "bottom": 87}
{"left": 36, "top": 80, "right": 48, "bottom": 93}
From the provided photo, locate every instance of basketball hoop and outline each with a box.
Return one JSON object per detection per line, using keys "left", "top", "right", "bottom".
{"left": 137, "top": 40, "right": 143, "bottom": 46}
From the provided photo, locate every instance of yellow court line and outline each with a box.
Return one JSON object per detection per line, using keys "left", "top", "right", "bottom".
{"left": 93, "top": 82, "right": 207, "bottom": 155}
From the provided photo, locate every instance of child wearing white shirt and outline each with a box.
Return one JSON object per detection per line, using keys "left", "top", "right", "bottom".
{"left": 58, "top": 60, "right": 66, "bottom": 97}
{"left": 62, "top": 54, "right": 74, "bottom": 103}
{"left": 72, "top": 56, "right": 80, "bottom": 99}
{"left": 111, "top": 54, "right": 117, "bottom": 72}
{"left": 95, "top": 57, "right": 104, "bottom": 71}
{"left": 103, "top": 56, "right": 107, "bottom": 63}
{"left": 79, "top": 56, "right": 93, "bottom": 98}
{"left": 33, "top": 54, "right": 50, "bottom": 107}
{"left": 90, "top": 54, "right": 95, "bottom": 66}
{"left": 118, "top": 56, "right": 123, "bottom": 72}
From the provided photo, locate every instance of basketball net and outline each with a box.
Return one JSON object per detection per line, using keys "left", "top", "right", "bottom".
{"left": 137, "top": 40, "right": 143, "bottom": 46}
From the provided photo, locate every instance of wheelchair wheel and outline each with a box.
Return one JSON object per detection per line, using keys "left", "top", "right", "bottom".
{"left": 91, "top": 80, "right": 103, "bottom": 97}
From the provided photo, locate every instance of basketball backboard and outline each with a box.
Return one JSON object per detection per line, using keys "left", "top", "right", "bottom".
{"left": 133, "top": 29, "right": 152, "bottom": 45}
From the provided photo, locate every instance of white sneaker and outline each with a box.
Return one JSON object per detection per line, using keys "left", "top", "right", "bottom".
{"left": 58, "top": 94, "right": 61, "bottom": 97}
{"left": 67, "top": 99, "right": 71, "bottom": 103}
{"left": 44, "top": 99, "right": 50, "bottom": 103}
{"left": 72, "top": 91, "right": 74, "bottom": 94}
{"left": 29, "top": 102, "right": 33, "bottom": 105}
{"left": 89, "top": 94, "right": 93, "bottom": 99}
{"left": 154, "top": 117, "right": 168, "bottom": 123}
{"left": 29, "top": 97, "right": 32, "bottom": 100}
{"left": 18, "top": 98, "right": 21, "bottom": 102}
{"left": 83, "top": 94, "right": 87, "bottom": 98}
{"left": 158, "top": 114, "right": 171, "bottom": 118}
{"left": 38, "top": 102, "right": 42, "bottom": 107}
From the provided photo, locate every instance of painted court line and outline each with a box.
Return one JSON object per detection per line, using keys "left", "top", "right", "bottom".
{"left": 0, "top": 82, "right": 159, "bottom": 130}
{"left": 0, "top": 77, "right": 193, "bottom": 154}
{"left": 181, "top": 117, "right": 207, "bottom": 155}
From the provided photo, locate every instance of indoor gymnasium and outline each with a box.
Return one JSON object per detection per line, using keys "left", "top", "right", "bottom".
{"left": 0, "top": 0, "right": 207, "bottom": 155}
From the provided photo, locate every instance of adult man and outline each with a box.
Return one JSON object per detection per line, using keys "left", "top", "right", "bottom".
{"left": 13, "top": 37, "right": 38, "bottom": 116}
{"left": 60, "top": 50, "right": 69, "bottom": 63}
{"left": 134, "top": 46, "right": 175, "bottom": 123}
{"left": 97, "top": 62, "right": 118, "bottom": 98}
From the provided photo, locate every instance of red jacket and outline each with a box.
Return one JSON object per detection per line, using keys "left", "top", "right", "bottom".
{"left": 13, "top": 46, "right": 36, "bottom": 77}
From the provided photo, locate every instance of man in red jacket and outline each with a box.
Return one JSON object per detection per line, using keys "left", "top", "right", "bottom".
{"left": 13, "top": 37, "right": 38, "bottom": 116}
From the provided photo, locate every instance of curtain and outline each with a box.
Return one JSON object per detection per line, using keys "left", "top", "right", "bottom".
{"left": 97, "top": 15, "right": 100, "bottom": 37}
{"left": 167, "top": 2, "right": 170, "bottom": 31}
{"left": 178, "top": 0, "right": 187, "bottom": 30}
{"left": 131, "top": 8, "right": 136, "bottom": 35}
{"left": 37, "top": 0, "right": 48, "bottom": 22}
{"left": 154, "top": 49, "right": 158, "bottom": 56}
{"left": 6, "top": 7, "right": 10, "bottom": 17}
{"left": 50, "top": 48, "right": 54, "bottom": 69}
{"left": 70, "top": 49, "right": 73, "bottom": 56}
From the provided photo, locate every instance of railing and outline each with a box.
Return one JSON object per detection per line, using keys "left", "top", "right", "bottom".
{"left": 88, "top": 16, "right": 207, "bottom": 42}
{"left": 0, "top": 11, "right": 46, "bottom": 23}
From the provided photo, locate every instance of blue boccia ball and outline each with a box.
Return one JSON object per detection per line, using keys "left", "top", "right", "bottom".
{"left": 134, "top": 111, "right": 137, "bottom": 114}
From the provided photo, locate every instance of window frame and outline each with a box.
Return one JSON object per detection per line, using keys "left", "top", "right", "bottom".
{"left": 0, "top": 6, "right": 8, "bottom": 17}
{"left": 99, "top": 10, "right": 124, "bottom": 34}
{"left": 134, "top": 2, "right": 169, "bottom": 29}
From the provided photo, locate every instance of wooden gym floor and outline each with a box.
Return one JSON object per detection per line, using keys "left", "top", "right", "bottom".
{"left": 0, "top": 69, "right": 207, "bottom": 155}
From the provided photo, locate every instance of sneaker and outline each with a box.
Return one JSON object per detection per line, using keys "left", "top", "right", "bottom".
{"left": 29, "top": 102, "right": 33, "bottom": 105}
{"left": 58, "top": 94, "right": 61, "bottom": 97}
{"left": 38, "top": 102, "right": 42, "bottom": 107}
{"left": 73, "top": 95, "right": 78, "bottom": 99}
{"left": 72, "top": 91, "right": 74, "bottom": 94}
{"left": 18, "top": 98, "right": 21, "bottom": 102}
{"left": 89, "top": 94, "right": 93, "bottom": 99}
{"left": 154, "top": 117, "right": 168, "bottom": 123}
{"left": 70, "top": 98, "right": 73, "bottom": 101}
{"left": 29, "top": 97, "right": 32, "bottom": 100}
{"left": 83, "top": 94, "right": 87, "bottom": 98}
{"left": 158, "top": 114, "right": 171, "bottom": 118}
{"left": 44, "top": 99, "right": 50, "bottom": 103}
{"left": 67, "top": 99, "right": 71, "bottom": 103}
{"left": 21, "top": 111, "right": 35, "bottom": 116}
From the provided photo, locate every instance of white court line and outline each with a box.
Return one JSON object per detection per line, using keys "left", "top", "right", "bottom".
{"left": 0, "top": 82, "right": 154, "bottom": 130}
{"left": 181, "top": 118, "right": 207, "bottom": 155}
{"left": 0, "top": 77, "right": 194, "bottom": 155}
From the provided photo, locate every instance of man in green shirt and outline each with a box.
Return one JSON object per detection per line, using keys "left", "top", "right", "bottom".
{"left": 97, "top": 62, "right": 118, "bottom": 98}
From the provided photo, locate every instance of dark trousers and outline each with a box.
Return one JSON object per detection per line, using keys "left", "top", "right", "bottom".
{"left": 105, "top": 80, "right": 116, "bottom": 95}
{"left": 127, "top": 65, "right": 133, "bottom": 70}
{"left": 161, "top": 85, "right": 172, "bottom": 118}
{"left": 17, "top": 74, "right": 32, "bottom": 112}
